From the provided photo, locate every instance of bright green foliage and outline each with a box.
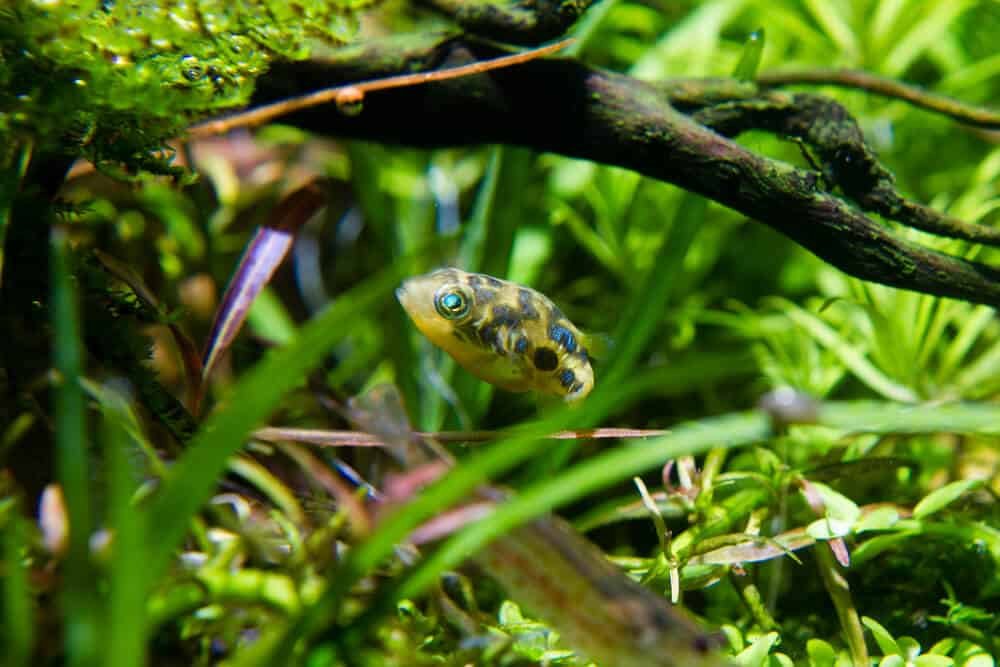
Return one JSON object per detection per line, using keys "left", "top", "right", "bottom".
{"left": 0, "top": 0, "right": 372, "bottom": 175}
{"left": 3, "top": 0, "right": 1000, "bottom": 666}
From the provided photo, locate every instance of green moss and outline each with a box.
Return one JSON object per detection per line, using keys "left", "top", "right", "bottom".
{"left": 0, "top": 0, "right": 375, "bottom": 176}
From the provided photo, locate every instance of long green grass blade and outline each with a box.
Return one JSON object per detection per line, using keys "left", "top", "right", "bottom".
{"left": 143, "top": 264, "right": 410, "bottom": 586}
{"left": 1, "top": 509, "right": 33, "bottom": 667}
{"left": 263, "top": 401, "right": 602, "bottom": 662}
{"left": 781, "top": 303, "right": 919, "bottom": 402}
{"left": 51, "top": 229, "right": 101, "bottom": 667}
{"left": 103, "top": 391, "right": 148, "bottom": 667}
{"left": 376, "top": 410, "right": 771, "bottom": 609}
{"left": 339, "top": 397, "right": 1000, "bottom": 643}
{"left": 605, "top": 192, "right": 706, "bottom": 386}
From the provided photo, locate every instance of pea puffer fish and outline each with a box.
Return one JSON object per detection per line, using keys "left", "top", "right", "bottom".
{"left": 396, "top": 268, "right": 595, "bottom": 401}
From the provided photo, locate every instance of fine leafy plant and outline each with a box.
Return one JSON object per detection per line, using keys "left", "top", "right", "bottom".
{"left": 1, "top": 1, "right": 999, "bottom": 666}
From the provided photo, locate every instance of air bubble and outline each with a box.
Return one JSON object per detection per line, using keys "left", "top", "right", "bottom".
{"left": 335, "top": 87, "right": 364, "bottom": 116}
{"left": 180, "top": 55, "right": 203, "bottom": 81}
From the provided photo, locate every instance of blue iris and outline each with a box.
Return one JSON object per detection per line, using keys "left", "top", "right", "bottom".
{"left": 435, "top": 289, "right": 469, "bottom": 319}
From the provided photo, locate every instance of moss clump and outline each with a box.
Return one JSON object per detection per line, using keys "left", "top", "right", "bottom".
{"left": 0, "top": 0, "right": 375, "bottom": 176}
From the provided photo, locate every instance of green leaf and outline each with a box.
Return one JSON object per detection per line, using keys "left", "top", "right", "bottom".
{"left": 964, "top": 656, "right": 995, "bottom": 667}
{"left": 898, "top": 637, "right": 922, "bottom": 660}
{"left": 855, "top": 507, "right": 901, "bottom": 533}
{"left": 811, "top": 482, "right": 862, "bottom": 525}
{"left": 862, "top": 616, "right": 900, "bottom": 656}
{"left": 914, "top": 656, "right": 954, "bottom": 667}
{"left": 498, "top": 600, "right": 526, "bottom": 626}
{"left": 806, "top": 481, "right": 861, "bottom": 539}
{"left": 913, "top": 479, "right": 985, "bottom": 519}
{"left": 770, "top": 653, "right": 795, "bottom": 667}
{"left": 806, "top": 639, "right": 837, "bottom": 667}
{"left": 928, "top": 638, "right": 956, "bottom": 655}
{"left": 735, "top": 632, "right": 780, "bottom": 667}
{"left": 806, "top": 517, "right": 853, "bottom": 540}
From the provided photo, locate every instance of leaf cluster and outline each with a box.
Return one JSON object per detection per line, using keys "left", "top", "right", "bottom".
{"left": 1, "top": 1, "right": 999, "bottom": 666}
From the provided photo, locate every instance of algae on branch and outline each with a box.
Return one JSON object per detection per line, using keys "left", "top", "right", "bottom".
{"left": 0, "top": 0, "right": 376, "bottom": 176}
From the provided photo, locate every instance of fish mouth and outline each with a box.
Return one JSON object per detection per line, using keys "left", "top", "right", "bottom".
{"left": 394, "top": 286, "right": 406, "bottom": 303}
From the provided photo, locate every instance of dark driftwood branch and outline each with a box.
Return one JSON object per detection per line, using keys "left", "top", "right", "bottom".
{"left": 416, "top": 0, "right": 599, "bottom": 44}
{"left": 254, "top": 36, "right": 1000, "bottom": 307}
{"left": 661, "top": 79, "right": 1000, "bottom": 245}
{"left": 756, "top": 69, "right": 1000, "bottom": 130}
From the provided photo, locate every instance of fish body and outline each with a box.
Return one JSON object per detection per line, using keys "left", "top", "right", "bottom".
{"left": 396, "top": 268, "right": 594, "bottom": 401}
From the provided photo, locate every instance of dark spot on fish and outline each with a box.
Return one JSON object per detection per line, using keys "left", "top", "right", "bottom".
{"left": 467, "top": 274, "right": 481, "bottom": 288}
{"left": 478, "top": 321, "right": 504, "bottom": 354}
{"left": 491, "top": 304, "right": 519, "bottom": 327}
{"left": 559, "top": 368, "right": 576, "bottom": 388}
{"left": 514, "top": 337, "right": 528, "bottom": 354}
{"left": 473, "top": 286, "right": 497, "bottom": 303}
{"left": 548, "top": 304, "right": 566, "bottom": 322}
{"left": 518, "top": 288, "right": 540, "bottom": 320}
{"left": 483, "top": 275, "right": 502, "bottom": 288}
{"left": 549, "top": 324, "right": 577, "bottom": 353}
{"left": 483, "top": 305, "right": 523, "bottom": 354}
{"left": 533, "top": 347, "right": 559, "bottom": 371}
{"left": 570, "top": 382, "right": 584, "bottom": 394}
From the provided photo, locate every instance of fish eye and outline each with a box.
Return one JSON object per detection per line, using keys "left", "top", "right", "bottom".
{"left": 434, "top": 287, "right": 470, "bottom": 320}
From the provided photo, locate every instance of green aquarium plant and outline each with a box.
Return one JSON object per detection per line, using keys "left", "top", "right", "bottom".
{"left": 2, "top": 1, "right": 999, "bottom": 666}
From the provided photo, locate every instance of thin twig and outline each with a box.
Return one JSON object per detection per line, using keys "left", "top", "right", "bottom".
{"left": 187, "top": 38, "right": 575, "bottom": 139}
{"left": 757, "top": 68, "right": 1000, "bottom": 129}
{"left": 253, "top": 426, "right": 669, "bottom": 448}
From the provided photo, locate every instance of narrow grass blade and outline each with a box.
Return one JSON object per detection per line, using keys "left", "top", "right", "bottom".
{"left": 605, "top": 192, "right": 706, "bottom": 386}
{"left": 1, "top": 508, "right": 33, "bottom": 667}
{"left": 143, "top": 263, "right": 409, "bottom": 587}
{"left": 458, "top": 147, "right": 502, "bottom": 272}
{"left": 781, "top": 304, "right": 919, "bottom": 402}
{"left": 228, "top": 456, "right": 305, "bottom": 526}
{"left": 882, "top": 1, "right": 972, "bottom": 76}
{"left": 733, "top": 28, "right": 765, "bottom": 81}
{"left": 51, "top": 229, "right": 101, "bottom": 667}
{"left": 937, "top": 306, "right": 994, "bottom": 381}
{"left": 336, "top": 398, "right": 1000, "bottom": 647}
{"left": 802, "top": 0, "right": 858, "bottom": 57}
{"left": 565, "top": 0, "right": 619, "bottom": 57}
{"left": 819, "top": 401, "right": 1000, "bottom": 434}
{"left": 913, "top": 479, "right": 985, "bottom": 519}
{"left": 367, "top": 410, "right": 771, "bottom": 618}
{"left": 103, "top": 390, "right": 148, "bottom": 667}
{"left": 262, "top": 390, "right": 620, "bottom": 664}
